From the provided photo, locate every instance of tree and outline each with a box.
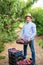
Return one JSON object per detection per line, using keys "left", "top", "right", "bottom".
{"left": 0, "top": 0, "right": 38, "bottom": 52}
{"left": 29, "top": 7, "right": 43, "bottom": 35}
{"left": 0, "top": 0, "right": 37, "bottom": 43}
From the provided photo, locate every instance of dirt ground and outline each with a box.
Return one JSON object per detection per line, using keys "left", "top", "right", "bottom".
{"left": 0, "top": 36, "right": 43, "bottom": 65}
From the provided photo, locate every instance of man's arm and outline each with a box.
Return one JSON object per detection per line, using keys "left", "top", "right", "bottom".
{"left": 28, "top": 24, "right": 37, "bottom": 41}
{"left": 18, "top": 26, "right": 24, "bottom": 39}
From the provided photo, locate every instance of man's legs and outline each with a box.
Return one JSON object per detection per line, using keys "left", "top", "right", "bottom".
{"left": 29, "top": 40, "right": 36, "bottom": 65}
{"left": 23, "top": 44, "right": 28, "bottom": 59}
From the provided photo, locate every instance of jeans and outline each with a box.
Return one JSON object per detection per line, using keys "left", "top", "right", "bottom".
{"left": 23, "top": 40, "right": 36, "bottom": 65}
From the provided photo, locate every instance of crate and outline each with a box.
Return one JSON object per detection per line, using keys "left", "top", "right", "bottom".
{"left": 8, "top": 48, "right": 24, "bottom": 65}
{"left": 17, "top": 59, "right": 34, "bottom": 65}
{"left": 9, "top": 54, "right": 24, "bottom": 64}
{"left": 8, "top": 48, "right": 22, "bottom": 56}
{"left": 8, "top": 48, "right": 34, "bottom": 65}
{"left": 9, "top": 61, "right": 17, "bottom": 65}
{"left": 16, "top": 39, "right": 29, "bottom": 45}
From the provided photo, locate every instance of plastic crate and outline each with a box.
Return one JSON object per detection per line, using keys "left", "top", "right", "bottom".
{"left": 9, "top": 61, "right": 17, "bottom": 65}
{"left": 8, "top": 48, "right": 22, "bottom": 57}
{"left": 16, "top": 39, "right": 29, "bottom": 45}
{"left": 9, "top": 54, "right": 24, "bottom": 63}
{"left": 8, "top": 48, "right": 24, "bottom": 65}
{"left": 17, "top": 59, "right": 34, "bottom": 65}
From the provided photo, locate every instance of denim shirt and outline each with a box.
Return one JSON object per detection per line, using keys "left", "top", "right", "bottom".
{"left": 20, "top": 22, "right": 36, "bottom": 40}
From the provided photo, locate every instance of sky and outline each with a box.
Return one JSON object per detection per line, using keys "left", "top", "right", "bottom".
{"left": 24, "top": 0, "right": 43, "bottom": 8}
{"left": 32, "top": 0, "right": 43, "bottom": 8}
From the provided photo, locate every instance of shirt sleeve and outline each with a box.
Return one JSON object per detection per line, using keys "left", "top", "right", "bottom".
{"left": 19, "top": 26, "right": 24, "bottom": 38}
{"left": 30, "top": 24, "right": 37, "bottom": 40}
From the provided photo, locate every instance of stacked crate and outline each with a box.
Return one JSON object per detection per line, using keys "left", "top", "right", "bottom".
{"left": 8, "top": 48, "right": 34, "bottom": 65}
{"left": 8, "top": 48, "right": 24, "bottom": 65}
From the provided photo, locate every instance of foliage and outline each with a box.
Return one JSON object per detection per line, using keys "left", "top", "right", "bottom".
{"left": 28, "top": 8, "right": 43, "bottom": 36}
{"left": 0, "top": 41, "right": 4, "bottom": 53}
{"left": 0, "top": 0, "right": 37, "bottom": 43}
{"left": 38, "top": 39, "right": 43, "bottom": 48}
{"left": 0, "top": 56, "right": 5, "bottom": 60}
{"left": 0, "top": 15, "right": 18, "bottom": 43}
{"left": 0, "top": 0, "right": 37, "bottom": 52}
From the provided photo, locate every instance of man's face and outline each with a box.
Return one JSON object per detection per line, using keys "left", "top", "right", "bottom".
{"left": 26, "top": 16, "right": 32, "bottom": 22}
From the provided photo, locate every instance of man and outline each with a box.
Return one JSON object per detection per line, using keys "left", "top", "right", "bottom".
{"left": 19, "top": 13, "right": 36, "bottom": 65}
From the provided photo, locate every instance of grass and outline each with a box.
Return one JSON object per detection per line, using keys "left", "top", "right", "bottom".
{"left": 0, "top": 41, "right": 4, "bottom": 53}
{"left": 0, "top": 56, "right": 5, "bottom": 60}
{"left": 38, "top": 39, "right": 43, "bottom": 48}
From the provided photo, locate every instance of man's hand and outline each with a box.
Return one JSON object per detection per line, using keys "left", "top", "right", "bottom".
{"left": 18, "top": 36, "right": 21, "bottom": 39}
{"left": 28, "top": 38, "right": 31, "bottom": 42}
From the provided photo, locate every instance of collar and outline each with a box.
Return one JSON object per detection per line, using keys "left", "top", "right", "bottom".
{"left": 26, "top": 21, "right": 32, "bottom": 24}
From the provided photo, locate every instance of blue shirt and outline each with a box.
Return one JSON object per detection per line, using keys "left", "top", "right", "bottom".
{"left": 20, "top": 22, "right": 36, "bottom": 40}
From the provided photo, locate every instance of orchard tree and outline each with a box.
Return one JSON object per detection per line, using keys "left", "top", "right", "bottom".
{"left": 0, "top": 0, "right": 37, "bottom": 43}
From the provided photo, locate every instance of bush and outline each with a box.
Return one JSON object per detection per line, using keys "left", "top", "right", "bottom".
{"left": 0, "top": 56, "right": 5, "bottom": 60}
{"left": 29, "top": 8, "right": 43, "bottom": 36}
{"left": 38, "top": 39, "right": 43, "bottom": 48}
{"left": 0, "top": 0, "right": 37, "bottom": 43}
{"left": 0, "top": 0, "right": 37, "bottom": 53}
{"left": 0, "top": 15, "right": 19, "bottom": 43}
{"left": 0, "top": 41, "right": 4, "bottom": 53}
